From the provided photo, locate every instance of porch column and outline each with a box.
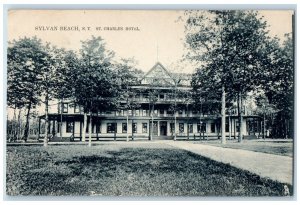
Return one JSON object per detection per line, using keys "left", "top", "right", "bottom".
{"left": 157, "top": 121, "right": 160, "bottom": 137}
{"left": 80, "top": 120, "right": 82, "bottom": 141}
{"left": 148, "top": 119, "right": 151, "bottom": 140}
{"left": 228, "top": 114, "right": 231, "bottom": 140}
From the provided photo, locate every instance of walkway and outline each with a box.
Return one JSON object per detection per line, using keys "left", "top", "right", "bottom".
{"left": 164, "top": 141, "right": 293, "bottom": 185}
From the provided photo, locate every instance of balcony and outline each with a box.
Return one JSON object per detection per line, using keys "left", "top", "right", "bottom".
{"left": 129, "top": 97, "right": 188, "bottom": 104}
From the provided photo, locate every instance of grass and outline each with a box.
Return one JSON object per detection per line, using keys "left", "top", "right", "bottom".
{"left": 6, "top": 143, "right": 292, "bottom": 196}
{"left": 193, "top": 140, "right": 293, "bottom": 157}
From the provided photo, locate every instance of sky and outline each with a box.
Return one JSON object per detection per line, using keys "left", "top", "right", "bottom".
{"left": 8, "top": 10, "right": 294, "bottom": 74}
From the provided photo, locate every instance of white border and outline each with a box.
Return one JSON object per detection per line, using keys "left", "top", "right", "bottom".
{"left": 1, "top": 1, "right": 299, "bottom": 205}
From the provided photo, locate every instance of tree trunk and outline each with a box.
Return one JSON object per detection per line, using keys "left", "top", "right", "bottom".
{"left": 44, "top": 93, "right": 49, "bottom": 147}
{"left": 60, "top": 98, "right": 63, "bottom": 138}
{"left": 263, "top": 112, "right": 266, "bottom": 140}
{"left": 82, "top": 112, "right": 87, "bottom": 142}
{"left": 238, "top": 91, "right": 243, "bottom": 143}
{"left": 126, "top": 114, "right": 129, "bottom": 142}
{"left": 23, "top": 102, "right": 32, "bottom": 142}
{"left": 88, "top": 111, "right": 92, "bottom": 147}
{"left": 96, "top": 111, "right": 99, "bottom": 141}
{"left": 19, "top": 110, "right": 23, "bottom": 138}
{"left": 12, "top": 107, "right": 17, "bottom": 141}
{"left": 285, "top": 119, "right": 288, "bottom": 139}
{"left": 229, "top": 115, "right": 231, "bottom": 140}
{"left": 38, "top": 117, "right": 41, "bottom": 141}
{"left": 221, "top": 85, "right": 226, "bottom": 144}
{"left": 132, "top": 119, "right": 134, "bottom": 141}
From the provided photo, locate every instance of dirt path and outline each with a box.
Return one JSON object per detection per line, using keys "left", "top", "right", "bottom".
{"left": 164, "top": 141, "right": 293, "bottom": 185}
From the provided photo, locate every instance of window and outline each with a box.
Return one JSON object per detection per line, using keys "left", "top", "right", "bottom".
{"left": 159, "top": 94, "right": 164, "bottom": 99}
{"left": 153, "top": 110, "right": 158, "bottom": 116}
{"left": 132, "top": 123, "right": 137, "bottom": 133}
{"left": 62, "top": 103, "right": 68, "bottom": 113}
{"left": 135, "top": 110, "right": 140, "bottom": 116}
{"left": 202, "top": 123, "right": 206, "bottom": 133}
{"left": 142, "top": 123, "right": 148, "bottom": 133}
{"left": 253, "top": 120, "right": 259, "bottom": 132}
{"left": 167, "top": 109, "right": 172, "bottom": 115}
{"left": 159, "top": 109, "right": 164, "bottom": 115}
{"left": 142, "top": 110, "right": 147, "bottom": 116}
{"left": 128, "top": 110, "right": 132, "bottom": 116}
{"left": 91, "top": 121, "right": 96, "bottom": 133}
{"left": 179, "top": 123, "right": 184, "bottom": 133}
{"left": 226, "top": 123, "right": 229, "bottom": 132}
{"left": 122, "top": 123, "right": 127, "bottom": 133}
{"left": 168, "top": 94, "right": 174, "bottom": 99}
{"left": 236, "top": 122, "right": 240, "bottom": 132}
{"left": 197, "top": 123, "right": 206, "bottom": 133}
{"left": 107, "top": 123, "right": 117, "bottom": 133}
{"left": 211, "top": 123, "right": 216, "bottom": 133}
{"left": 188, "top": 123, "right": 193, "bottom": 133}
{"left": 85, "top": 121, "right": 89, "bottom": 133}
{"left": 66, "top": 121, "right": 73, "bottom": 133}
{"left": 96, "top": 123, "right": 101, "bottom": 133}
{"left": 47, "top": 123, "right": 51, "bottom": 134}
{"left": 186, "top": 110, "right": 191, "bottom": 117}
{"left": 74, "top": 104, "right": 80, "bottom": 113}
{"left": 57, "top": 123, "right": 61, "bottom": 133}
{"left": 178, "top": 109, "right": 183, "bottom": 115}
{"left": 143, "top": 93, "right": 148, "bottom": 99}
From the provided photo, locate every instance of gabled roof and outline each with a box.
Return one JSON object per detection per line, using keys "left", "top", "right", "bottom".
{"left": 141, "top": 62, "right": 176, "bottom": 86}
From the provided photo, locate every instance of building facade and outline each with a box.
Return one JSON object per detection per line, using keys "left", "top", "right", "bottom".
{"left": 39, "top": 62, "right": 262, "bottom": 141}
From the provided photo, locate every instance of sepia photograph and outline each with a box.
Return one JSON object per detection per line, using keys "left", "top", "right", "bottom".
{"left": 5, "top": 8, "right": 295, "bottom": 198}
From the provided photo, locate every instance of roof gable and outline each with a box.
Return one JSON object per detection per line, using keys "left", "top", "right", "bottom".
{"left": 141, "top": 62, "right": 175, "bottom": 86}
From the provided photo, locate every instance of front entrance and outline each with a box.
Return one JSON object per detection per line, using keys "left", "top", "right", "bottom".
{"left": 160, "top": 121, "right": 167, "bottom": 136}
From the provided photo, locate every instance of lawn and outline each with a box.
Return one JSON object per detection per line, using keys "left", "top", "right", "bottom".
{"left": 193, "top": 140, "right": 293, "bottom": 157}
{"left": 6, "top": 143, "right": 292, "bottom": 196}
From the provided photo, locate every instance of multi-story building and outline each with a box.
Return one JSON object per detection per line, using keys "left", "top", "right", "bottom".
{"left": 39, "top": 62, "right": 262, "bottom": 141}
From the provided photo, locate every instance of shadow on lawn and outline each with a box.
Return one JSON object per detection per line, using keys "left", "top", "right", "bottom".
{"left": 6, "top": 146, "right": 293, "bottom": 196}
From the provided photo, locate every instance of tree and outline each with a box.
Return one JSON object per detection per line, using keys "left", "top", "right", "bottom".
{"left": 53, "top": 49, "right": 78, "bottom": 139}
{"left": 255, "top": 93, "right": 278, "bottom": 139}
{"left": 115, "top": 58, "right": 141, "bottom": 141}
{"left": 185, "top": 10, "right": 271, "bottom": 143}
{"left": 72, "top": 36, "right": 120, "bottom": 146}
{"left": 7, "top": 37, "right": 49, "bottom": 142}
{"left": 39, "top": 44, "right": 63, "bottom": 147}
{"left": 260, "top": 34, "right": 294, "bottom": 138}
